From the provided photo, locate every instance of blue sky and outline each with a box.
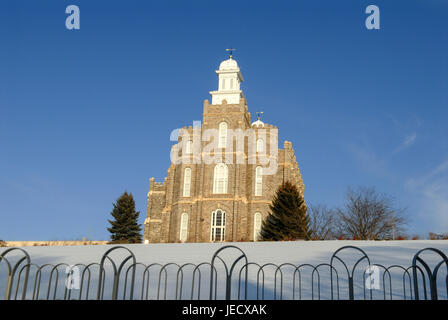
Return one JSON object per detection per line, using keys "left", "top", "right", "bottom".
{"left": 0, "top": 0, "right": 447, "bottom": 240}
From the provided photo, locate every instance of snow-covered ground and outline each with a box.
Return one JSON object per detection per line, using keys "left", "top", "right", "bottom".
{"left": 1, "top": 240, "right": 447, "bottom": 300}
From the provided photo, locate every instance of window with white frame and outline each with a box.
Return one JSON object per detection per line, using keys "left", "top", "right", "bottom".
{"left": 211, "top": 209, "right": 226, "bottom": 242}
{"left": 179, "top": 212, "right": 189, "bottom": 242}
{"left": 185, "top": 140, "right": 192, "bottom": 154}
{"left": 183, "top": 168, "right": 191, "bottom": 197}
{"left": 255, "top": 166, "right": 262, "bottom": 196}
{"left": 218, "top": 122, "right": 227, "bottom": 148}
{"left": 256, "top": 139, "right": 264, "bottom": 153}
{"left": 254, "top": 212, "right": 262, "bottom": 241}
{"left": 213, "top": 163, "right": 228, "bottom": 194}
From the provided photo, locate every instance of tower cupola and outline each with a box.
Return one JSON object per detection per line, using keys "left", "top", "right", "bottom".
{"left": 209, "top": 53, "right": 244, "bottom": 105}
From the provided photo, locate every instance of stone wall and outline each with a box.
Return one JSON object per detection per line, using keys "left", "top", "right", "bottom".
{"left": 2, "top": 241, "right": 109, "bottom": 247}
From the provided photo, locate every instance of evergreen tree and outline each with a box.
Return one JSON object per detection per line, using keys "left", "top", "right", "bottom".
{"left": 260, "top": 181, "right": 310, "bottom": 241}
{"left": 107, "top": 192, "right": 142, "bottom": 243}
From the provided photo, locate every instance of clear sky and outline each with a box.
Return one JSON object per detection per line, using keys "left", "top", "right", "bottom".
{"left": 1, "top": 0, "right": 447, "bottom": 240}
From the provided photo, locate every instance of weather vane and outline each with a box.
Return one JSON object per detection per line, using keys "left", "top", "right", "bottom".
{"left": 256, "top": 111, "right": 264, "bottom": 120}
{"left": 226, "top": 48, "right": 236, "bottom": 59}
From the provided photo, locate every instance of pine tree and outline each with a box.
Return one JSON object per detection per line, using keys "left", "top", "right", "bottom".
{"left": 260, "top": 181, "right": 310, "bottom": 241}
{"left": 107, "top": 192, "right": 142, "bottom": 243}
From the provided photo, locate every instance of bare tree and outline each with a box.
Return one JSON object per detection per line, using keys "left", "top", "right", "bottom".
{"left": 428, "top": 232, "right": 448, "bottom": 240}
{"left": 336, "top": 186, "right": 407, "bottom": 240}
{"left": 308, "top": 205, "right": 337, "bottom": 240}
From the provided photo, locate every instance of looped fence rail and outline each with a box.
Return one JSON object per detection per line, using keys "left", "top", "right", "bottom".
{"left": 1, "top": 245, "right": 447, "bottom": 300}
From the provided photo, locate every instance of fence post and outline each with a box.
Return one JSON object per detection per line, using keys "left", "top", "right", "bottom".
{"left": 210, "top": 246, "right": 248, "bottom": 300}
{"left": 330, "top": 246, "right": 371, "bottom": 301}
{"left": 348, "top": 277, "right": 354, "bottom": 300}
{"left": 97, "top": 246, "right": 136, "bottom": 300}
{"left": 412, "top": 248, "right": 448, "bottom": 300}
{"left": 1, "top": 248, "right": 31, "bottom": 300}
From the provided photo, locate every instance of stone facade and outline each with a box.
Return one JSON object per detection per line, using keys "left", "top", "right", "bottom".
{"left": 144, "top": 56, "right": 305, "bottom": 243}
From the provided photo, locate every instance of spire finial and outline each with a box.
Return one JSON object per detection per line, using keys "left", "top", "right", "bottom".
{"left": 226, "top": 48, "right": 236, "bottom": 59}
{"left": 256, "top": 111, "right": 264, "bottom": 120}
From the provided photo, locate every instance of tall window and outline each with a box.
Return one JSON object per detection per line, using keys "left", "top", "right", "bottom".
{"left": 255, "top": 166, "right": 263, "bottom": 196}
{"left": 218, "top": 122, "right": 227, "bottom": 148}
{"left": 256, "top": 139, "right": 264, "bottom": 153}
{"left": 179, "top": 213, "right": 189, "bottom": 242}
{"left": 254, "top": 212, "right": 262, "bottom": 241}
{"left": 230, "top": 78, "right": 234, "bottom": 89}
{"left": 213, "top": 163, "right": 228, "bottom": 194}
{"left": 211, "top": 209, "right": 226, "bottom": 242}
{"left": 185, "top": 140, "right": 192, "bottom": 154}
{"left": 183, "top": 168, "right": 191, "bottom": 197}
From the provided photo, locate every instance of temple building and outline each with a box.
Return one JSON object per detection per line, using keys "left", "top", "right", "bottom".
{"left": 144, "top": 54, "right": 305, "bottom": 243}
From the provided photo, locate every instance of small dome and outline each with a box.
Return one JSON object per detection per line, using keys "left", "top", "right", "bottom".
{"left": 219, "top": 58, "right": 238, "bottom": 71}
{"left": 252, "top": 119, "right": 265, "bottom": 127}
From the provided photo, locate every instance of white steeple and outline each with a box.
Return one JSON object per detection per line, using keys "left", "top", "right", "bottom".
{"left": 209, "top": 53, "right": 244, "bottom": 105}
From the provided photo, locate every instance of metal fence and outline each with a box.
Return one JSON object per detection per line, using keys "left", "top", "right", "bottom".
{"left": 1, "top": 245, "right": 447, "bottom": 300}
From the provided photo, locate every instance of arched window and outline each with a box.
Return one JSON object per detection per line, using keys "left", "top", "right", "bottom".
{"left": 230, "top": 78, "right": 234, "bottom": 89}
{"left": 218, "top": 122, "right": 227, "bottom": 148}
{"left": 179, "top": 212, "right": 189, "bottom": 242}
{"left": 254, "top": 212, "right": 262, "bottom": 241}
{"left": 183, "top": 168, "right": 191, "bottom": 197}
{"left": 213, "top": 163, "right": 228, "bottom": 194}
{"left": 185, "top": 140, "right": 192, "bottom": 154}
{"left": 256, "top": 139, "right": 264, "bottom": 153}
{"left": 255, "top": 166, "right": 263, "bottom": 196}
{"left": 211, "top": 209, "right": 226, "bottom": 242}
